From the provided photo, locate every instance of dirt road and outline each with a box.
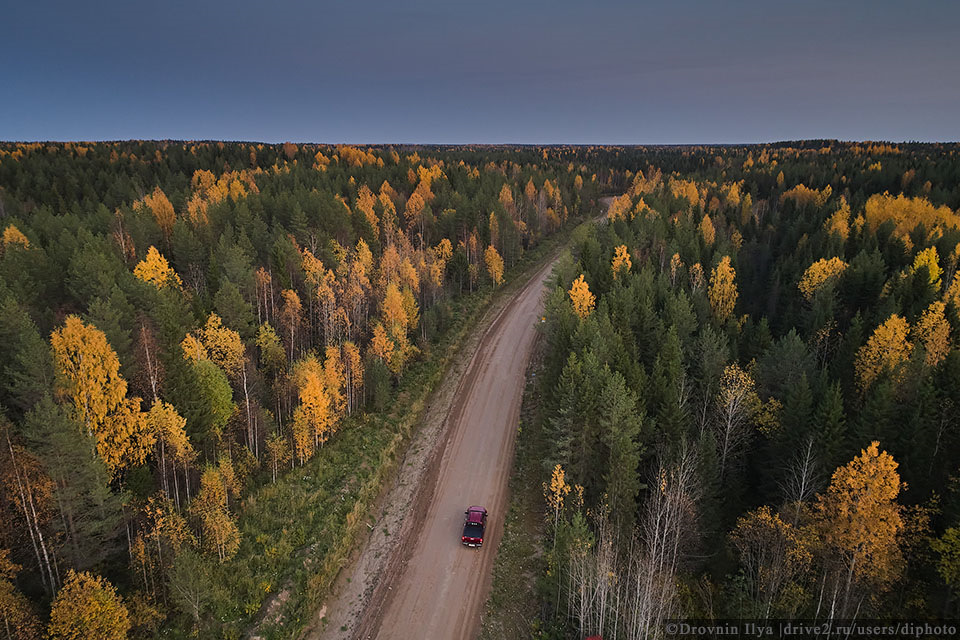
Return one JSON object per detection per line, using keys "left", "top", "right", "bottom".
{"left": 309, "top": 202, "right": 610, "bottom": 640}
{"left": 364, "top": 257, "right": 556, "bottom": 640}
{"left": 308, "top": 255, "right": 558, "bottom": 640}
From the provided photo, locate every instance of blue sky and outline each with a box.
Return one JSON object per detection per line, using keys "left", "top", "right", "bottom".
{"left": 3, "top": 0, "right": 959, "bottom": 143}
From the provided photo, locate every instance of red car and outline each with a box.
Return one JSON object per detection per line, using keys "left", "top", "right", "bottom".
{"left": 461, "top": 506, "right": 487, "bottom": 547}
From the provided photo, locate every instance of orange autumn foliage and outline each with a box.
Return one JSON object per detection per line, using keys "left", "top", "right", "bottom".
{"left": 569, "top": 274, "right": 595, "bottom": 319}
{"left": 323, "top": 346, "right": 346, "bottom": 417}
{"left": 190, "top": 467, "right": 240, "bottom": 561}
{"left": 292, "top": 355, "right": 333, "bottom": 453}
{"left": 700, "top": 213, "right": 716, "bottom": 246}
{"left": 708, "top": 256, "right": 738, "bottom": 322}
{"left": 855, "top": 314, "right": 912, "bottom": 391}
{"left": 484, "top": 245, "right": 504, "bottom": 286}
{"left": 864, "top": 193, "right": 959, "bottom": 239}
{"left": 343, "top": 340, "right": 364, "bottom": 413}
{"left": 0, "top": 549, "right": 40, "bottom": 639}
{"left": 145, "top": 400, "right": 194, "bottom": 468}
{"left": 47, "top": 570, "right": 130, "bottom": 640}
{"left": 51, "top": 316, "right": 152, "bottom": 473}
{"left": 914, "top": 301, "right": 950, "bottom": 367}
{"left": 817, "top": 442, "right": 903, "bottom": 587}
{"left": 355, "top": 184, "right": 379, "bottom": 230}
{"left": 780, "top": 183, "right": 832, "bottom": 208}
{"left": 181, "top": 314, "right": 244, "bottom": 378}
{"left": 910, "top": 247, "right": 942, "bottom": 287}
{"left": 369, "top": 322, "right": 394, "bottom": 367}
{"left": 824, "top": 197, "right": 851, "bottom": 240}
{"left": 404, "top": 191, "right": 425, "bottom": 231}
{"left": 1, "top": 224, "right": 29, "bottom": 250}
{"left": 611, "top": 245, "right": 631, "bottom": 279}
{"left": 798, "top": 257, "right": 847, "bottom": 300}
{"left": 382, "top": 283, "right": 409, "bottom": 338}
{"left": 606, "top": 194, "right": 633, "bottom": 222}
{"left": 139, "top": 186, "right": 176, "bottom": 239}
{"left": 133, "top": 246, "right": 182, "bottom": 290}
{"left": 669, "top": 178, "right": 700, "bottom": 207}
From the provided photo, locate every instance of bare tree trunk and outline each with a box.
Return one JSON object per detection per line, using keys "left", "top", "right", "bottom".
{"left": 269, "top": 270, "right": 276, "bottom": 324}
{"left": 242, "top": 364, "right": 256, "bottom": 458}
{"left": 172, "top": 458, "right": 181, "bottom": 510}
{"left": 782, "top": 436, "right": 819, "bottom": 524}
{"left": 6, "top": 433, "right": 56, "bottom": 593}
{"left": 160, "top": 439, "right": 169, "bottom": 499}
{"left": 140, "top": 324, "right": 159, "bottom": 402}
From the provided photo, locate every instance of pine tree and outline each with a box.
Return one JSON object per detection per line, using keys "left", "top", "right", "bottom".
{"left": 599, "top": 372, "right": 644, "bottom": 531}
{"left": 814, "top": 380, "right": 847, "bottom": 473}
{"left": 23, "top": 396, "right": 123, "bottom": 571}
{"left": 545, "top": 353, "right": 580, "bottom": 479}
{"left": 178, "top": 359, "right": 234, "bottom": 446}
{"left": 0, "top": 296, "right": 54, "bottom": 416}
{"left": 85, "top": 287, "right": 137, "bottom": 381}
{"left": 213, "top": 280, "right": 256, "bottom": 342}
{"left": 759, "top": 374, "right": 813, "bottom": 500}
{"left": 651, "top": 326, "right": 689, "bottom": 456}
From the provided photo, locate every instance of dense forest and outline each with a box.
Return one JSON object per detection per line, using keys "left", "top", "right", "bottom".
{"left": 0, "top": 141, "right": 599, "bottom": 638}
{"left": 534, "top": 142, "right": 960, "bottom": 638}
{"left": 5, "top": 140, "right": 960, "bottom": 639}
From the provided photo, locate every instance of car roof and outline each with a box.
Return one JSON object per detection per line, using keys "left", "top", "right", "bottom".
{"left": 466, "top": 506, "right": 486, "bottom": 523}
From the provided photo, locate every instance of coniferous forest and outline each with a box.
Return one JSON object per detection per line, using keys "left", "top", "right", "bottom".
{"left": 532, "top": 142, "right": 960, "bottom": 638}
{"left": 3, "top": 141, "right": 960, "bottom": 638}
{"left": 0, "top": 141, "right": 595, "bottom": 638}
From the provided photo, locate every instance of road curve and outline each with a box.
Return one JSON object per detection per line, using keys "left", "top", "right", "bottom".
{"left": 365, "top": 256, "right": 558, "bottom": 640}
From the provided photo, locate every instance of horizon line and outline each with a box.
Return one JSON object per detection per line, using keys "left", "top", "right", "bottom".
{"left": 2, "top": 138, "right": 958, "bottom": 147}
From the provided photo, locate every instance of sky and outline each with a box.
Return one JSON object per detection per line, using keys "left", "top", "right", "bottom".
{"left": 2, "top": 0, "right": 959, "bottom": 144}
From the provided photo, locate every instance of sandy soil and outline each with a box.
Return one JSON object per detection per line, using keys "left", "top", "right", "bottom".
{"left": 308, "top": 200, "right": 611, "bottom": 640}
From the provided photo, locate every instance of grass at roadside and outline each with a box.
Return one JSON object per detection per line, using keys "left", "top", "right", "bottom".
{"left": 161, "top": 216, "right": 593, "bottom": 639}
